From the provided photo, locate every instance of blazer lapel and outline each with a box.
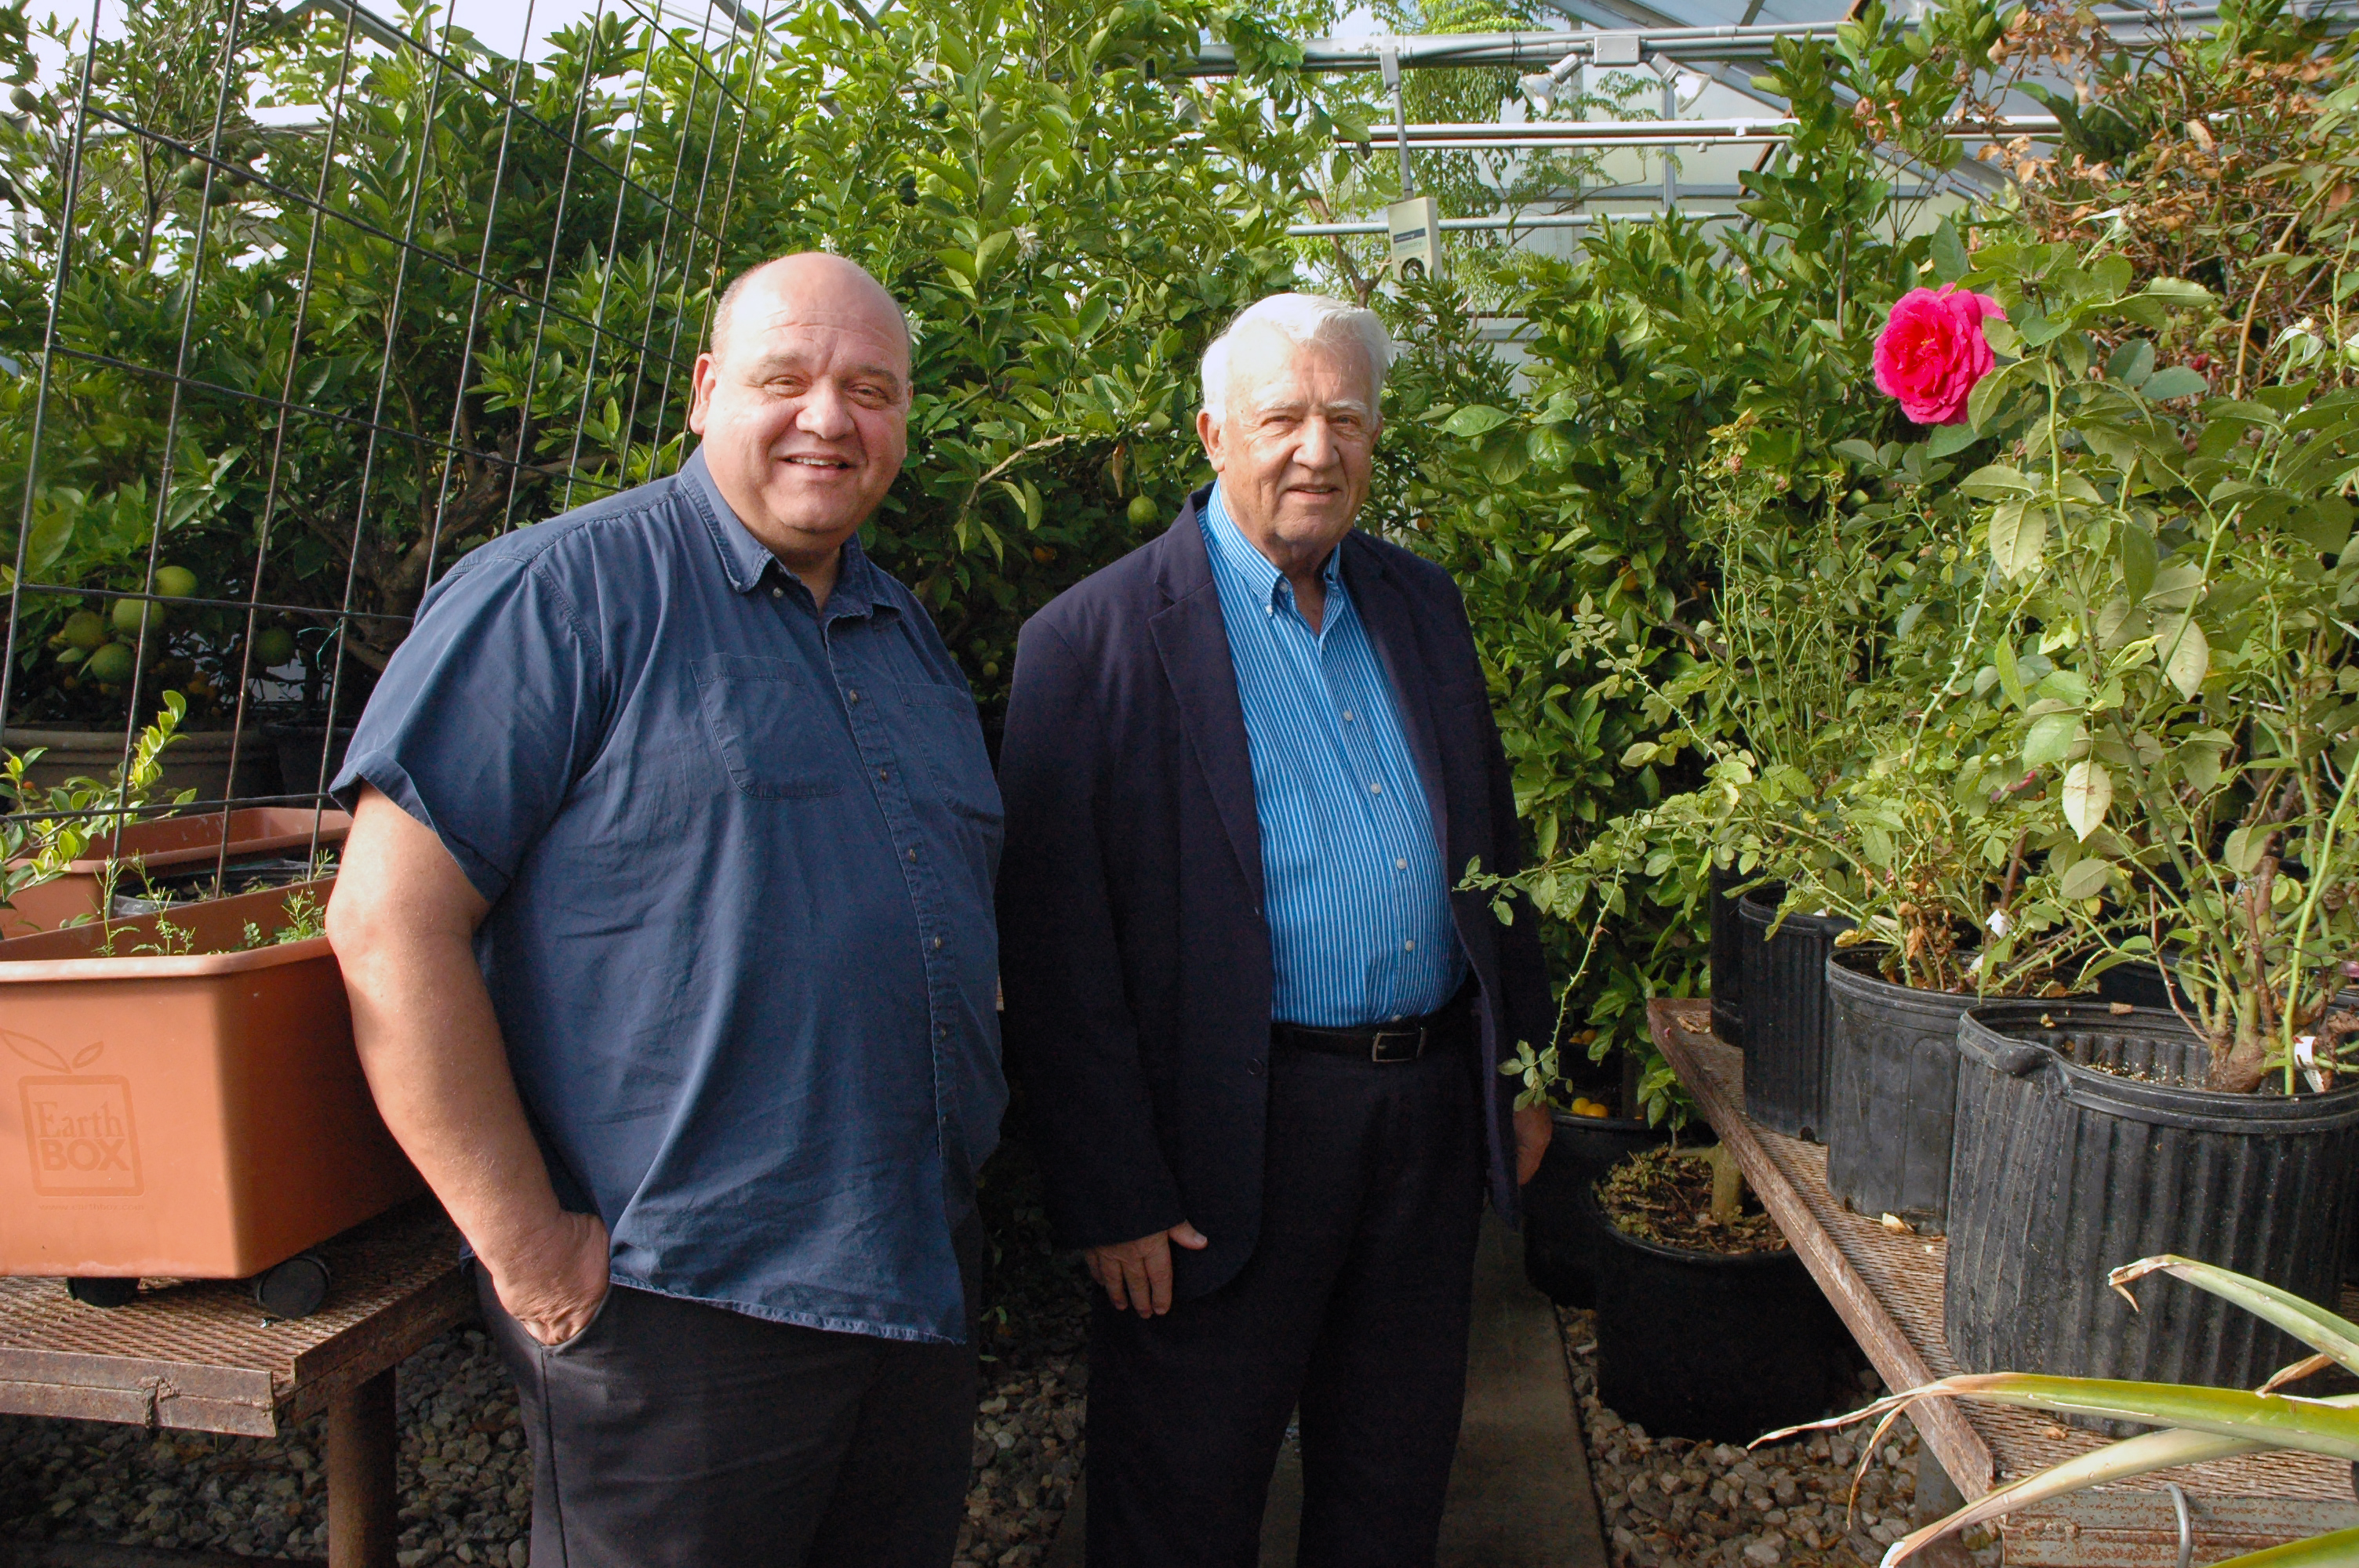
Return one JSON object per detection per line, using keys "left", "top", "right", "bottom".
{"left": 1346, "top": 537, "right": 1452, "bottom": 865}
{"left": 1148, "top": 495, "right": 1267, "bottom": 911}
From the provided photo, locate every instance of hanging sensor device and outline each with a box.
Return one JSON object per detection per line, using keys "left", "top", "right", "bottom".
{"left": 1387, "top": 194, "right": 1443, "bottom": 282}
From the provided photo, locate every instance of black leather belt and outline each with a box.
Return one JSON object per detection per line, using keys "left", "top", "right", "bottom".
{"left": 1271, "top": 991, "right": 1477, "bottom": 1064}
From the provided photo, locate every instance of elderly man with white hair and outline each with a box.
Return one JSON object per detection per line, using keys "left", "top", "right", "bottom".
{"left": 997, "top": 293, "right": 1553, "bottom": 1564}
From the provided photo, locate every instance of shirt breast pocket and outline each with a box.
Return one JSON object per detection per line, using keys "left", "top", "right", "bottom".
{"left": 692, "top": 655, "right": 847, "bottom": 800}
{"left": 889, "top": 681, "right": 1003, "bottom": 826}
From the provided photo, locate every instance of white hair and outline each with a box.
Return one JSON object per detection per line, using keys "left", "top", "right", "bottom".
{"left": 1199, "top": 293, "right": 1393, "bottom": 423}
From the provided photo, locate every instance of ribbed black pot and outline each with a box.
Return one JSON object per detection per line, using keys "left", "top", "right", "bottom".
{"left": 1739, "top": 892, "right": 1853, "bottom": 1142}
{"left": 1522, "top": 1103, "right": 1671, "bottom": 1308}
{"left": 1946, "top": 1001, "right": 2359, "bottom": 1432}
{"left": 1710, "top": 863, "right": 1750, "bottom": 1050}
{"left": 1823, "top": 949, "right": 1974, "bottom": 1236}
{"left": 1586, "top": 1182, "right": 1848, "bottom": 1443}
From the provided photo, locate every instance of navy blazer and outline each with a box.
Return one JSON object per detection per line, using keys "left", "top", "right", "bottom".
{"left": 996, "top": 487, "right": 1552, "bottom": 1301}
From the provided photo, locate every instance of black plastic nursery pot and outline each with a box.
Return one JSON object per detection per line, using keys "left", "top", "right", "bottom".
{"left": 1584, "top": 1183, "right": 1849, "bottom": 1444}
{"left": 1946, "top": 1001, "right": 2359, "bottom": 1430}
{"left": 1739, "top": 891, "right": 1853, "bottom": 1142}
{"left": 1709, "top": 863, "right": 1751, "bottom": 1050}
{"left": 1522, "top": 1093, "right": 1671, "bottom": 1308}
{"left": 1823, "top": 949, "right": 1975, "bottom": 1236}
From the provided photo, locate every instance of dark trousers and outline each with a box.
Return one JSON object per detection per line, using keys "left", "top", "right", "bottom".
{"left": 1084, "top": 1043, "right": 1485, "bottom": 1568}
{"left": 476, "top": 1222, "right": 980, "bottom": 1568}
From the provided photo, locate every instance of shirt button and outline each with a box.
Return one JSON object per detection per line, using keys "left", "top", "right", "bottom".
{"left": 1396, "top": 858, "right": 1408, "bottom": 870}
{"left": 770, "top": 586, "right": 783, "bottom": 599}
{"left": 1368, "top": 782, "right": 1381, "bottom": 795}
{"left": 848, "top": 689, "right": 860, "bottom": 704}
{"left": 1405, "top": 938, "right": 1416, "bottom": 952}
{"left": 932, "top": 937, "right": 943, "bottom": 949}
{"left": 1343, "top": 710, "right": 1355, "bottom": 722}
{"left": 907, "top": 848, "right": 918, "bottom": 861}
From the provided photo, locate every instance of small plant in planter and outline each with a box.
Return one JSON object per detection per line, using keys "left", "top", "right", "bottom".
{"left": 1, "top": 691, "right": 193, "bottom": 924}
{"left": 1584, "top": 1143, "right": 1848, "bottom": 1444}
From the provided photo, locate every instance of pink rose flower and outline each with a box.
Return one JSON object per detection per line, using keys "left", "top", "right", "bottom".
{"left": 1873, "top": 285, "right": 2005, "bottom": 426}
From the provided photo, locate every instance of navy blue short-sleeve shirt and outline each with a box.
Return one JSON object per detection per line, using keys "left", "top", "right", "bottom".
{"left": 335, "top": 447, "right": 1005, "bottom": 1345}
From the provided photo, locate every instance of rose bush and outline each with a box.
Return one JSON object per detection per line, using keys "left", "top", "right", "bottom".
{"left": 1874, "top": 285, "right": 2005, "bottom": 425}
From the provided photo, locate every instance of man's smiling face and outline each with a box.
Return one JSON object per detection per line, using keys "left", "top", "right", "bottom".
{"left": 1195, "top": 331, "right": 1378, "bottom": 577}
{"left": 687, "top": 254, "right": 911, "bottom": 574}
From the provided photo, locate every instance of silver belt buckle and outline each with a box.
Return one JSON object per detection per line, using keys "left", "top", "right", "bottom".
{"left": 1369, "top": 1027, "right": 1424, "bottom": 1064}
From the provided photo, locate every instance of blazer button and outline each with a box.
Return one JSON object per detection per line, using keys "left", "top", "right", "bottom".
{"left": 1247, "top": 1057, "right": 1266, "bottom": 1077}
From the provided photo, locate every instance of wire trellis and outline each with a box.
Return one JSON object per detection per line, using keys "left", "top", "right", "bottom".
{"left": 0, "top": 0, "right": 766, "bottom": 899}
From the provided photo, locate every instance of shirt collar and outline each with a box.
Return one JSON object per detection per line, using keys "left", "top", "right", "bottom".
{"left": 681, "top": 445, "right": 885, "bottom": 617}
{"left": 1201, "top": 482, "right": 1345, "bottom": 617}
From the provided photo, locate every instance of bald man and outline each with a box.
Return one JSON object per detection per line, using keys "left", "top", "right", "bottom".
{"left": 327, "top": 254, "right": 1003, "bottom": 1568}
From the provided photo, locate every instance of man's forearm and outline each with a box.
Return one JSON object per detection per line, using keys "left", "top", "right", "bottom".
{"left": 340, "top": 921, "right": 572, "bottom": 1276}
{"left": 327, "top": 786, "right": 583, "bottom": 1291}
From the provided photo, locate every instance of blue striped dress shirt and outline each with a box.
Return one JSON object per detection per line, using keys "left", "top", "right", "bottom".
{"left": 1200, "top": 484, "right": 1467, "bottom": 1027}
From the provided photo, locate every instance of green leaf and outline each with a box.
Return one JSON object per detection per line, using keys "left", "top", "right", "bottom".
{"left": 2063, "top": 759, "right": 2113, "bottom": 840}
{"left": 1959, "top": 463, "right": 2034, "bottom": 499}
{"left": 2110, "top": 1256, "right": 2359, "bottom": 1374}
{"left": 1441, "top": 404, "right": 1511, "bottom": 438}
{"left": 2225, "top": 825, "right": 2272, "bottom": 877}
{"left": 2107, "top": 338, "right": 2155, "bottom": 387}
{"left": 1879, "top": 1426, "right": 2284, "bottom": 1568}
{"left": 2141, "top": 365, "right": 2211, "bottom": 401}
{"left": 2117, "top": 521, "right": 2157, "bottom": 603}
{"left": 1990, "top": 499, "right": 2048, "bottom": 579}
{"left": 1619, "top": 742, "right": 1659, "bottom": 768}
{"left": 2294, "top": 497, "right": 2354, "bottom": 556}
{"left": 2059, "top": 857, "right": 2112, "bottom": 899}
{"left": 1921, "top": 1370, "right": 2359, "bottom": 1461}
{"left": 2158, "top": 615, "right": 2210, "bottom": 699}
{"left": 1930, "top": 218, "right": 1969, "bottom": 283}
{"left": 2205, "top": 1526, "right": 2359, "bottom": 1567}
{"left": 2023, "top": 712, "right": 2084, "bottom": 768}
{"left": 973, "top": 229, "right": 1016, "bottom": 279}
{"left": 2141, "top": 277, "right": 2216, "bottom": 308}
{"left": 1925, "top": 422, "right": 1982, "bottom": 459}
{"left": 1968, "top": 358, "right": 2027, "bottom": 430}
{"left": 1994, "top": 638, "right": 2026, "bottom": 709}
{"left": 2179, "top": 735, "right": 2227, "bottom": 795}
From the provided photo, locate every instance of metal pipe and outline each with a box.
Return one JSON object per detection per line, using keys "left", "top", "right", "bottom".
{"left": 1289, "top": 212, "right": 1660, "bottom": 234}
{"left": 1338, "top": 114, "right": 2057, "bottom": 151}
{"left": 1184, "top": 6, "right": 2350, "bottom": 74}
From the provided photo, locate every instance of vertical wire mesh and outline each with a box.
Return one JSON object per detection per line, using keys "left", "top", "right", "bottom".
{"left": 0, "top": 0, "right": 762, "bottom": 907}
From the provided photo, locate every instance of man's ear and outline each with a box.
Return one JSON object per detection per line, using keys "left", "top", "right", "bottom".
{"left": 687, "top": 354, "right": 716, "bottom": 435}
{"left": 1195, "top": 408, "right": 1223, "bottom": 470}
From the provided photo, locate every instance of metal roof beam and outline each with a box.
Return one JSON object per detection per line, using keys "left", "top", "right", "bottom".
{"left": 1182, "top": 3, "right": 2357, "bottom": 74}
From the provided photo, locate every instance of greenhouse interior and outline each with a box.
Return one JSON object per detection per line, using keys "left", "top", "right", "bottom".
{"left": 2, "top": 0, "right": 2358, "bottom": 1562}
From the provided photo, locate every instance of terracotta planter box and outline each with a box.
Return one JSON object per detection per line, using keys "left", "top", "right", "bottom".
{"left": 2, "top": 808, "right": 351, "bottom": 939}
{"left": 0, "top": 877, "right": 422, "bottom": 1281}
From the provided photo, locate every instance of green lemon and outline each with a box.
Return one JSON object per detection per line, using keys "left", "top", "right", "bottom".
{"left": 253, "top": 627, "right": 296, "bottom": 666}
{"left": 154, "top": 564, "right": 198, "bottom": 599}
{"left": 59, "top": 610, "right": 109, "bottom": 650}
{"left": 1127, "top": 495, "right": 1159, "bottom": 526}
{"left": 111, "top": 595, "right": 154, "bottom": 635}
{"left": 84, "top": 642, "right": 136, "bottom": 684}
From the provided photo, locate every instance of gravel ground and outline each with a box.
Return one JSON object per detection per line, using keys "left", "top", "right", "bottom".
{"left": 1558, "top": 1305, "right": 2002, "bottom": 1568}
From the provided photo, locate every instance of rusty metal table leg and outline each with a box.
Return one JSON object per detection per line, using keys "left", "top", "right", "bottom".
{"left": 328, "top": 1367, "right": 398, "bottom": 1568}
{"left": 1911, "top": 1441, "right": 1974, "bottom": 1568}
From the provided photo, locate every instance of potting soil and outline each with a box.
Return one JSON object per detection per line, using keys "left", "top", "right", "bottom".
{"left": 1598, "top": 1145, "right": 1787, "bottom": 1255}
